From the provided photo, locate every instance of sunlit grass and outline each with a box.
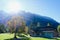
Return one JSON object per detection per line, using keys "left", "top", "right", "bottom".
{"left": 0, "top": 33, "right": 14, "bottom": 40}
{"left": 0, "top": 33, "right": 59, "bottom": 40}
{"left": 31, "top": 37, "right": 56, "bottom": 40}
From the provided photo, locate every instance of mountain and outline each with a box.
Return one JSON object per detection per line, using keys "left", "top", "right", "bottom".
{"left": 0, "top": 11, "right": 59, "bottom": 29}
{"left": 18, "top": 12, "right": 59, "bottom": 29}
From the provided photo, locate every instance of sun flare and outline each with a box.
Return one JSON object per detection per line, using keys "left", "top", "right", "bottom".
{"left": 5, "top": 1, "right": 21, "bottom": 14}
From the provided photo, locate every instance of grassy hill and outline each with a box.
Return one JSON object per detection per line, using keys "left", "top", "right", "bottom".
{"left": 0, "top": 33, "right": 59, "bottom": 40}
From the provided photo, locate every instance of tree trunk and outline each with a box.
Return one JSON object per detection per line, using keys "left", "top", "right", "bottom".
{"left": 14, "top": 28, "right": 17, "bottom": 38}
{"left": 14, "top": 32, "right": 16, "bottom": 38}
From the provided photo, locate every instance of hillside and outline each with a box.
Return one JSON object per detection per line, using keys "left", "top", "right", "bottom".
{"left": 0, "top": 11, "right": 59, "bottom": 29}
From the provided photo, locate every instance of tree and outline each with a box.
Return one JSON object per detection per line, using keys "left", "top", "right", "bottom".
{"left": 0, "top": 24, "right": 6, "bottom": 33}
{"left": 7, "top": 16, "right": 28, "bottom": 38}
{"left": 57, "top": 24, "right": 60, "bottom": 36}
{"left": 24, "top": 26, "right": 28, "bottom": 35}
{"left": 47, "top": 23, "right": 50, "bottom": 26}
{"left": 37, "top": 22, "right": 40, "bottom": 27}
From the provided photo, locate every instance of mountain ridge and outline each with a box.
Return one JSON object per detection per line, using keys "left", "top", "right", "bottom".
{"left": 0, "top": 11, "right": 59, "bottom": 29}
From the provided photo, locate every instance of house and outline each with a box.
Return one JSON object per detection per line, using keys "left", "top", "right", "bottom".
{"left": 29, "top": 26, "right": 59, "bottom": 38}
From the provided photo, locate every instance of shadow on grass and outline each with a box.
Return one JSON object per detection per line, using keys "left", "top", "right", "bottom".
{"left": 5, "top": 37, "right": 31, "bottom": 40}
{"left": 5, "top": 38, "right": 21, "bottom": 40}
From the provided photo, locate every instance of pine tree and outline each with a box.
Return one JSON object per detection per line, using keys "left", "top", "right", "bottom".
{"left": 47, "top": 23, "right": 50, "bottom": 26}
{"left": 37, "top": 22, "right": 40, "bottom": 27}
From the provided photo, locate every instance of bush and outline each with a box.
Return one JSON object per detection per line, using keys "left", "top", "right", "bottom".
{"left": 17, "top": 34, "right": 31, "bottom": 40}
{"left": 18, "top": 34, "right": 26, "bottom": 37}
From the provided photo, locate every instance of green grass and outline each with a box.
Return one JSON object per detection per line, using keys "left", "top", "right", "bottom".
{"left": 31, "top": 37, "right": 56, "bottom": 40}
{"left": 0, "top": 33, "right": 59, "bottom": 40}
{"left": 0, "top": 33, "right": 14, "bottom": 40}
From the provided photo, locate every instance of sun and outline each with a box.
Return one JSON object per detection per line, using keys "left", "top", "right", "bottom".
{"left": 5, "top": 1, "right": 21, "bottom": 14}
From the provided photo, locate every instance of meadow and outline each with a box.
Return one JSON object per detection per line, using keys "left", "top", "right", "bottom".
{"left": 0, "top": 33, "right": 59, "bottom": 40}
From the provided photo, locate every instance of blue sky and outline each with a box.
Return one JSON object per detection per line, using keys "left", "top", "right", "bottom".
{"left": 0, "top": 0, "right": 60, "bottom": 22}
